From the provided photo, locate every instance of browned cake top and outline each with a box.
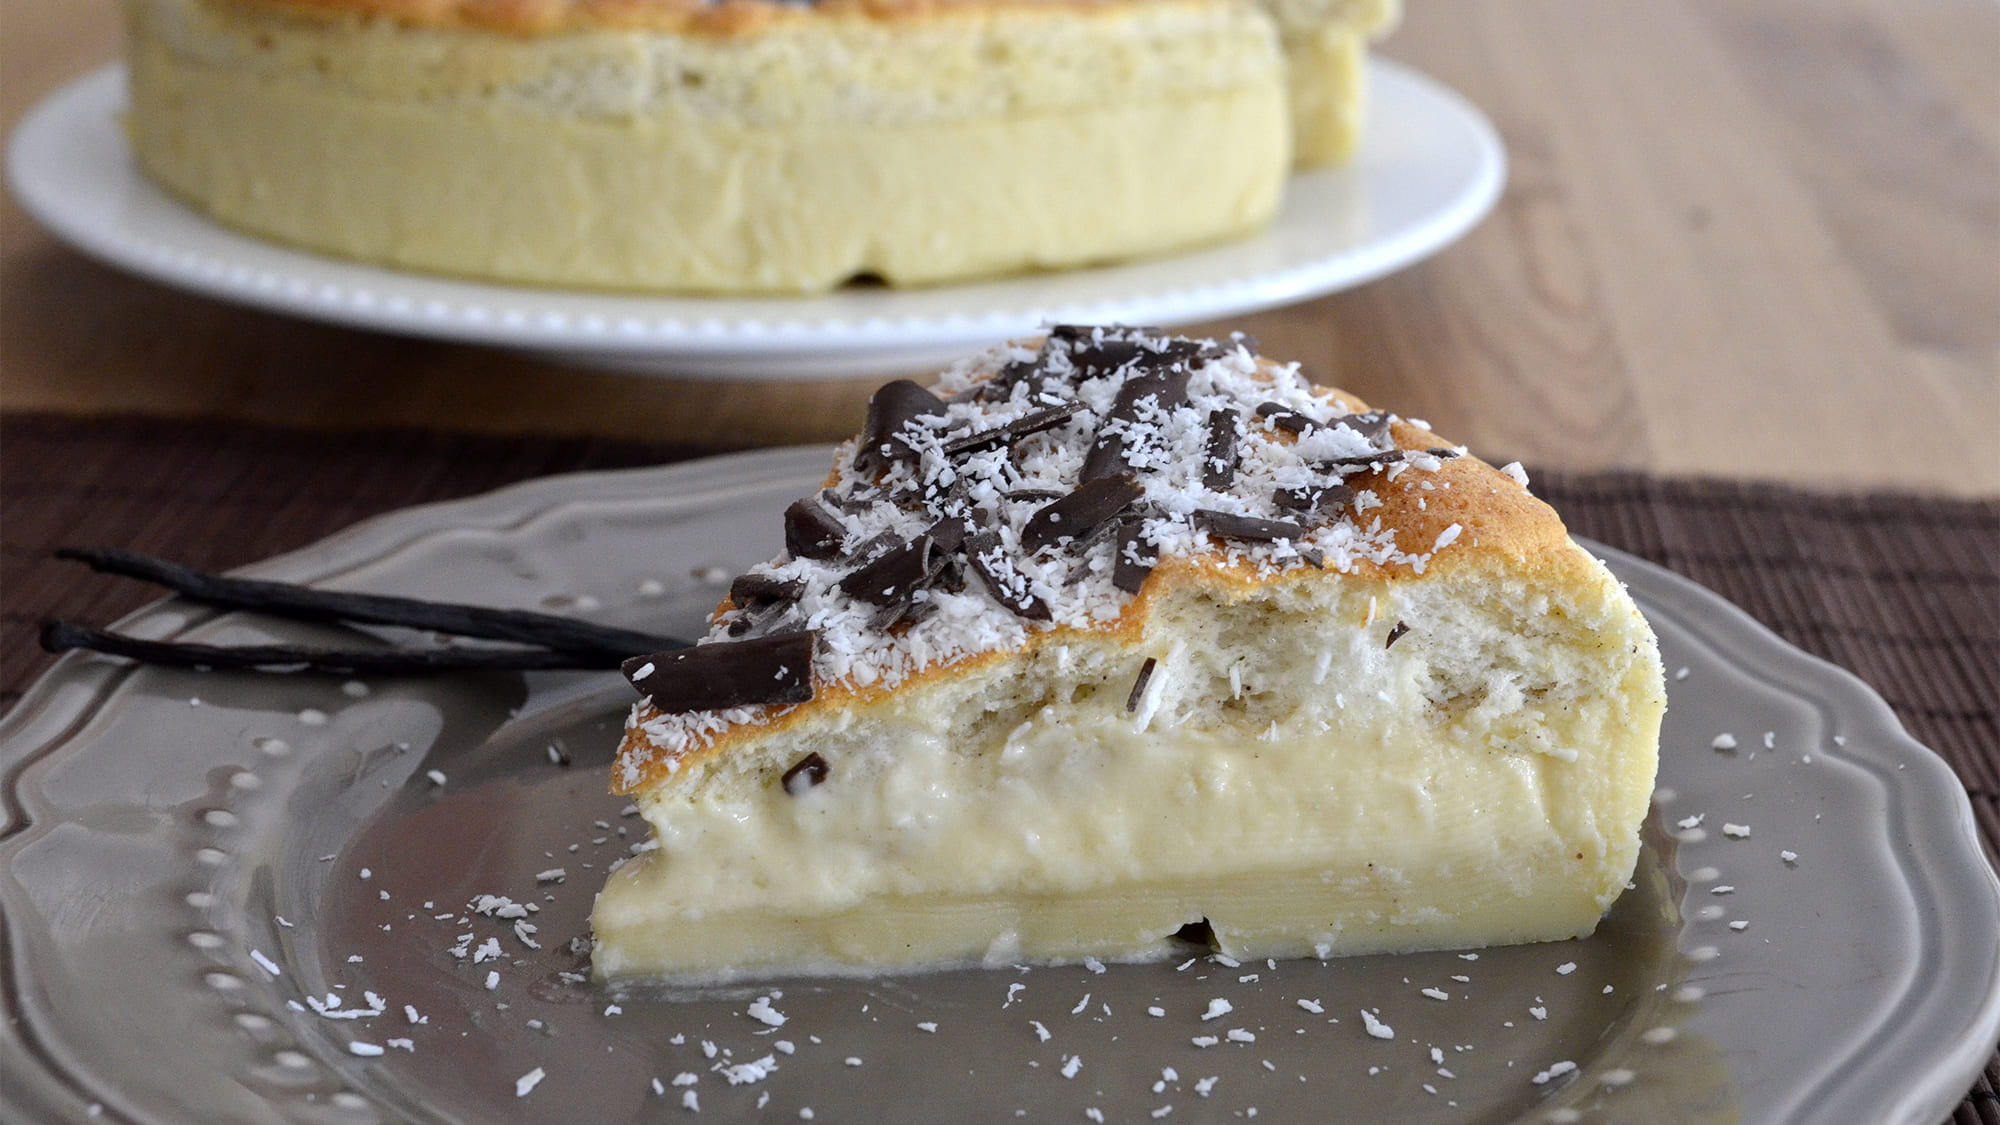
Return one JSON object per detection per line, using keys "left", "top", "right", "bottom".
{"left": 613, "top": 327, "right": 1571, "bottom": 793}
{"left": 219, "top": 0, "right": 1160, "bottom": 36}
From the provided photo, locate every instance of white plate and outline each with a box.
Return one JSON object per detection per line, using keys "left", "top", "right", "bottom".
{"left": 6, "top": 61, "right": 1504, "bottom": 379}
{"left": 2, "top": 450, "right": 1996, "bottom": 1124}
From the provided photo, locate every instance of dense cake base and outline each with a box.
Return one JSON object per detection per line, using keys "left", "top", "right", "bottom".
{"left": 594, "top": 558, "right": 1663, "bottom": 984}
{"left": 124, "top": 0, "right": 1288, "bottom": 293}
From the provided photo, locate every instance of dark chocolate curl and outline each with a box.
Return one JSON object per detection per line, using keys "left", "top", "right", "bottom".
{"left": 836, "top": 518, "right": 968, "bottom": 605}
{"left": 623, "top": 631, "right": 818, "bottom": 714}
{"left": 1067, "top": 339, "right": 1147, "bottom": 376}
{"left": 943, "top": 401, "right": 1085, "bottom": 457}
{"left": 1021, "top": 475, "right": 1144, "bottom": 552}
{"left": 1112, "top": 517, "right": 1158, "bottom": 594}
{"left": 974, "top": 348, "right": 1081, "bottom": 404}
{"left": 729, "top": 573, "right": 804, "bottom": 608}
{"left": 964, "top": 531, "right": 1053, "bottom": 620}
{"left": 1202, "top": 332, "right": 1259, "bottom": 360}
{"left": 1203, "top": 409, "right": 1239, "bottom": 490}
{"left": 1273, "top": 482, "right": 1356, "bottom": 518}
{"left": 1192, "top": 510, "right": 1308, "bottom": 543}
{"left": 1330, "top": 411, "right": 1394, "bottom": 446}
{"left": 1323, "top": 450, "right": 1406, "bottom": 471}
{"left": 1385, "top": 621, "right": 1411, "bottom": 649}
{"left": 854, "top": 379, "right": 947, "bottom": 473}
{"left": 1080, "top": 366, "right": 1196, "bottom": 481}
{"left": 1254, "top": 402, "right": 1317, "bottom": 436}
{"left": 784, "top": 497, "right": 847, "bottom": 561}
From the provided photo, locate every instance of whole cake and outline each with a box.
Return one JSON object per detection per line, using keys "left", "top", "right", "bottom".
{"left": 122, "top": 0, "right": 1396, "bottom": 293}
{"left": 593, "top": 327, "right": 1666, "bottom": 983}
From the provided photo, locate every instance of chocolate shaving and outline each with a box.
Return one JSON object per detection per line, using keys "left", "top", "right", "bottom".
{"left": 1254, "top": 402, "right": 1317, "bottom": 435}
{"left": 849, "top": 529, "right": 904, "bottom": 563}
{"left": 853, "top": 379, "right": 946, "bottom": 473}
{"left": 1049, "top": 323, "right": 1158, "bottom": 343}
{"left": 1323, "top": 450, "right": 1407, "bottom": 470}
{"left": 1273, "top": 482, "right": 1355, "bottom": 518}
{"left": 868, "top": 595, "right": 939, "bottom": 632}
{"left": 1330, "top": 411, "right": 1394, "bottom": 445}
{"left": 1066, "top": 339, "right": 1147, "bottom": 376}
{"left": 1003, "top": 489, "right": 1066, "bottom": 502}
{"left": 836, "top": 518, "right": 967, "bottom": 605}
{"left": 1385, "top": 621, "right": 1411, "bottom": 649}
{"left": 622, "top": 630, "right": 817, "bottom": 714}
{"left": 781, "top": 752, "right": 830, "bottom": 795}
{"left": 1080, "top": 365, "right": 1196, "bottom": 481}
{"left": 1425, "top": 447, "right": 1463, "bottom": 459}
{"left": 1203, "top": 332, "right": 1258, "bottom": 359}
{"left": 784, "top": 497, "right": 847, "bottom": 561}
{"left": 824, "top": 488, "right": 882, "bottom": 515}
{"left": 1298, "top": 547, "right": 1326, "bottom": 569}
{"left": 1112, "top": 517, "right": 1158, "bottom": 594}
{"left": 729, "top": 573, "right": 804, "bottom": 608}
{"left": 1203, "top": 409, "right": 1239, "bottom": 490}
{"left": 964, "top": 354, "right": 1062, "bottom": 404}
{"left": 1022, "top": 475, "right": 1143, "bottom": 552}
{"left": 943, "top": 401, "right": 1084, "bottom": 457}
{"left": 963, "top": 530, "right": 1053, "bottom": 620}
{"left": 1192, "top": 510, "right": 1307, "bottom": 542}
{"left": 1125, "top": 657, "right": 1158, "bottom": 713}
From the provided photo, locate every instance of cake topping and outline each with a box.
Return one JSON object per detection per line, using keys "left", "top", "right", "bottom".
{"left": 943, "top": 402, "right": 1086, "bottom": 458}
{"left": 1191, "top": 510, "right": 1307, "bottom": 544}
{"left": 624, "top": 326, "right": 1473, "bottom": 778}
{"left": 837, "top": 517, "right": 968, "bottom": 605}
{"left": 1021, "top": 475, "right": 1144, "bottom": 552}
{"left": 1273, "top": 481, "right": 1355, "bottom": 519}
{"left": 729, "top": 573, "right": 805, "bottom": 608}
{"left": 1202, "top": 409, "right": 1240, "bottom": 490}
{"left": 1081, "top": 362, "right": 1197, "bottom": 481}
{"left": 783, "top": 497, "right": 847, "bottom": 561}
{"left": 623, "top": 632, "right": 818, "bottom": 714}
{"left": 854, "top": 380, "right": 947, "bottom": 473}
{"left": 1111, "top": 518, "right": 1159, "bottom": 594}
{"left": 1385, "top": 621, "right": 1411, "bottom": 649}
{"left": 1254, "top": 402, "right": 1316, "bottom": 436}
{"left": 964, "top": 531, "right": 1054, "bottom": 621}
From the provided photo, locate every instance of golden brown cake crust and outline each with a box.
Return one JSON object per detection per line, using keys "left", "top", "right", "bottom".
{"left": 217, "top": 0, "right": 1164, "bottom": 36}
{"left": 612, "top": 378, "right": 1578, "bottom": 795}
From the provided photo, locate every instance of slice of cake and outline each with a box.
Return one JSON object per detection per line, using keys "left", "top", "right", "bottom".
{"left": 1268, "top": 0, "right": 1401, "bottom": 167}
{"left": 593, "top": 327, "right": 1664, "bottom": 983}
{"left": 122, "top": 0, "right": 1290, "bottom": 293}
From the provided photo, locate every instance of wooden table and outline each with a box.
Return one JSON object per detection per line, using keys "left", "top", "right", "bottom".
{"left": 3, "top": 0, "right": 1996, "bottom": 495}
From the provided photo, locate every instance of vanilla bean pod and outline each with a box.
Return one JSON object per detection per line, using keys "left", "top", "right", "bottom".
{"left": 55, "top": 547, "right": 685, "bottom": 658}
{"left": 40, "top": 621, "right": 614, "bottom": 674}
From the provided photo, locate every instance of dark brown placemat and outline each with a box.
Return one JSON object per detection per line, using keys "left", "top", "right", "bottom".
{"left": 4, "top": 412, "right": 1997, "bottom": 1123}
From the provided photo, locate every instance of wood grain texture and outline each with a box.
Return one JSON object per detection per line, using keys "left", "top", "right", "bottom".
{"left": 2, "top": 0, "right": 1996, "bottom": 493}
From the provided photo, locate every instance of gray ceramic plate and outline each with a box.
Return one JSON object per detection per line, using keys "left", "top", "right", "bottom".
{"left": 4, "top": 448, "right": 1996, "bottom": 1125}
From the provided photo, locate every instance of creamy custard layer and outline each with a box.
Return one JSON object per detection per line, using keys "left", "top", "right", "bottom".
{"left": 596, "top": 716, "right": 1651, "bottom": 981}
{"left": 124, "top": 0, "right": 1288, "bottom": 292}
